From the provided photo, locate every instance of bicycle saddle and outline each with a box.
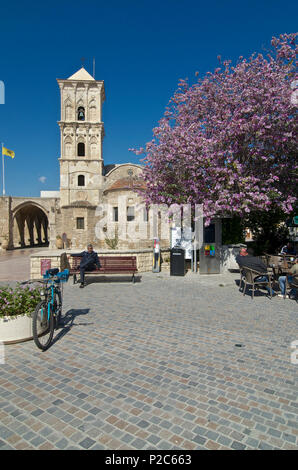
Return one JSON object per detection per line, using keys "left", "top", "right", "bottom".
{"left": 47, "top": 268, "right": 59, "bottom": 276}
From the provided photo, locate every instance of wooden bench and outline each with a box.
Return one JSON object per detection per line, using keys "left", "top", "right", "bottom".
{"left": 69, "top": 254, "right": 138, "bottom": 284}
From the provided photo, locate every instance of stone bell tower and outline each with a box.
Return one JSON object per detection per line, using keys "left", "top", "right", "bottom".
{"left": 57, "top": 67, "right": 105, "bottom": 207}
{"left": 56, "top": 67, "right": 105, "bottom": 248}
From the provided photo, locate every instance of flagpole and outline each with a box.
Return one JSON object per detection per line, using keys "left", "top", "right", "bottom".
{"left": 1, "top": 143, "right": 5, "bottom": 196}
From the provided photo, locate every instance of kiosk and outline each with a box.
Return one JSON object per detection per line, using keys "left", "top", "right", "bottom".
{"left": 199, "top": 219, "right": 222, "bottom": 274}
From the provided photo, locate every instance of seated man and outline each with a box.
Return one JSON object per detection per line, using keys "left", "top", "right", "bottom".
{"left": 278, "top": 258, "right": 298, "bottom": 298}
{"left": 236, "top": 248, "right": 275, "bottom": 296}
{"left": 79, "top": 244, "right": 101, "bottom": 288}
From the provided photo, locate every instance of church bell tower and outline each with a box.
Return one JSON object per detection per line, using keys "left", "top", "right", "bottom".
{"left": 57, "top": 67, "right": 105, "bottom": 207}
{"left": 56, "top": 67, "right": 105, "bottom": 248}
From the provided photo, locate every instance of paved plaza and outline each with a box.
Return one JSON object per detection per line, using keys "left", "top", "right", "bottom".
{"left": 0, "top": 248, "right": 42, "bottom": 282}
{"left": 0, "top": 270, "right": 297, "bottom": 450}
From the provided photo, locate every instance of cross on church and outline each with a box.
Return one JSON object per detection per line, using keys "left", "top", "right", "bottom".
{"left": 81, "top": 57, "right": 86, "bottom": 68}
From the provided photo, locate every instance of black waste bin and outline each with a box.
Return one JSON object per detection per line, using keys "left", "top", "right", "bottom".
{"left": 170, "top": 247, "right": 185, "bottom": 276}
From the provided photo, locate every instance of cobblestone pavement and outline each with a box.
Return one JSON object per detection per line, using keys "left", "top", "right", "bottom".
{"left": 0, "top": 272, "right": 297, "bottom": 450}
{"left": 0, "top": 247, "right": 46, "bottom": 281}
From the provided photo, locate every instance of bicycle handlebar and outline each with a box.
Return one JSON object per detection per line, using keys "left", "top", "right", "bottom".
{"left": 21, "top": 269, "right": 69, "bottom": 286}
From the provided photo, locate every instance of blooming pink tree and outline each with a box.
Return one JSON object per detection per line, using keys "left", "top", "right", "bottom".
{"left": 132, "top": 34, "right": 297, "bottom": 224}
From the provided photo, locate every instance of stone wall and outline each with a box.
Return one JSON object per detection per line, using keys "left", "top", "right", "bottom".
{"left": 31, "top": 253, "right": 62, "bottom": 279}
{"left": 0, "top": 197, "right": 11, "bottom": 248}
{"left": 220, "top": 244, "right": 247, "bottom": 272}
{"left": 30, "top": 249, "right": 171, "bottom": 279}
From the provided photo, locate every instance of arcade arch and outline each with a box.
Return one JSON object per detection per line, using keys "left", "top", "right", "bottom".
{"left": 13, "top": 203, "right": 49, "bottom": 248}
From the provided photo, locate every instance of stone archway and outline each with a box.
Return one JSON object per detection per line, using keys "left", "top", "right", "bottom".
{"left": 13, "top": 203, "right": 49, "bottom": 248}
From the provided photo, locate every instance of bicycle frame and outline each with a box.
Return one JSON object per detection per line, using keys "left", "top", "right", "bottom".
{"left": 40, "top": 278, "right": 63, "bottom": 321}
{"left": 25, "top": 269, "right": 69, "bottom": 351}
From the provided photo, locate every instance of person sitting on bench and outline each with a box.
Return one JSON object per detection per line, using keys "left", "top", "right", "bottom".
{"left": 79, "top": 244, "right": 101, "bottom": 288}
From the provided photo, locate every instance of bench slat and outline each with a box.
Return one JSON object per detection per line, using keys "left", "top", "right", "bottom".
{"left": 69, "top": 255, "right": 138, "bottom": 278}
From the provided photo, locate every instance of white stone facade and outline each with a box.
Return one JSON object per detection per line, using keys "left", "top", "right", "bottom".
{"left": 0, "top": 67, "right": 170, "bottom": 252}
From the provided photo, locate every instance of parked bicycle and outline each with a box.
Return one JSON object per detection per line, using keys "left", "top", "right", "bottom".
{"left": 22, "top": 268, "right": 69, "bottom": 351}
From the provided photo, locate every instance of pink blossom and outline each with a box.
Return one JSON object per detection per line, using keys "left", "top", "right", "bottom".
{"left": 131, "top": 34, "right": 297, "bottom": 221}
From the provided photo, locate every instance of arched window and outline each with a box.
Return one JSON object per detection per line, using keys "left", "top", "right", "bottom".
{"left": 89, "top": 99, "right": 96, "bottom": 121}
{"left": 65, "top": 137, "right": 72, "bottom": 157}
{"left": 78, "top": 142, "right": 85, "bottom": 156}
{"left": 65, "top": 105, "right": 72, "bottom": 120}
{"left": 90, "top": 106, "right": 96, "bottom": 121}
{"left": 78, "top": 175, "right": 85, "bottom": 186}
{"left": 77, "top": 106, "right": 85, "bottom": 121}
{"left": 127, "top": 206, "right": 135, "bottom": 222}
{"left": 90, "top": 137, "right": 97, "bottom": 157}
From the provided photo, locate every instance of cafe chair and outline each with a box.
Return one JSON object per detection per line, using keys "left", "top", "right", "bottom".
{"left": 241, "top": 267, "right": 274, "bottom": 299}
{"left": 286, "top": 275, "right": 298, "bottom": 301}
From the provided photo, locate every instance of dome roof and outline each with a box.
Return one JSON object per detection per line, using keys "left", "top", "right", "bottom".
{"left": 104, "top": 177, "right": 146, "bottom": 193}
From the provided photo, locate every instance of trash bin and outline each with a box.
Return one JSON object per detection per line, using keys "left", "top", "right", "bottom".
{"left": 170, "top": 247, "right": 185, "bottom": 276}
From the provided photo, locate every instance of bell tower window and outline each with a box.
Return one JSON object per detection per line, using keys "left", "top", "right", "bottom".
{"left": 78, "top": 106, "right": 85, "bottom": 121}
{"left": 78, "top": 175, "right": 85, "bottom": 186}
{"left": 78, "top": 142, "right": 85, "bottom": 156}
{"left": 65, "top": 105, "right": 72, "bottom": 120}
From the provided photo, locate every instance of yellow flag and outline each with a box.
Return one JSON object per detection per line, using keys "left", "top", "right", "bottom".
{"left": 2, "top": 146, "right": 15, "bottom": 159}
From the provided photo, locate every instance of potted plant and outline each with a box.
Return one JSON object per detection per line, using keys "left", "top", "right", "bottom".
{"left": 1, "top": 236, "right": 9, "bottom": 250}
{"left": 105, "top": 227, "right": 119, "bottom": 250}
{"left": 162, "top": 254, "right": 170, "bottom": 270}
{"left": 0, "top": 284, "right": 42, "bottom": 344}
{"left": 56, "top": 235, "right": 63, "bottom": 249}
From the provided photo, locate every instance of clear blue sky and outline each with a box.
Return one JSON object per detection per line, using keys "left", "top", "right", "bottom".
{"left": 0, "top": 0, "right": 297, "bottom": 196}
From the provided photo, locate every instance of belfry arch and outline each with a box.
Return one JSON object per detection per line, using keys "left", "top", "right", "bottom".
{"left": 12, "top": 203, "right": 49, "bottom": 248}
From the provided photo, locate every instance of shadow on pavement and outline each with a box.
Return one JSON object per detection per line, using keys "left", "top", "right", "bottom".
{"left": 52, "top": 308, "right": 91, "bottom": 346}
{"left": 234, "top": 278, "right": 277, "bottom": 298}
{"left": 84, "top": 275, "right": 142, "bottom": 285}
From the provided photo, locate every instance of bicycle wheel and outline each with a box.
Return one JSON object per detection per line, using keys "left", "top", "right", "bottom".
{"left": 32, "top": 301, "right": 54, "bottom": 351}
{"left": 53, "top": 289, "right": 63, "bottom": 329}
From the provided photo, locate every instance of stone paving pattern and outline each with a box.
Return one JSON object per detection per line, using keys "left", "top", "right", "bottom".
{"left": 0, "top": 248, "right": 40, "bottom": 282}
{"left": 0, "top": 272, "right": 297, "bottom": 450}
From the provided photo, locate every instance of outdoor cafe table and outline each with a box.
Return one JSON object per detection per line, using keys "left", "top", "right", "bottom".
{"left": 270, "top": 256, "right": 297, "bottom": 278}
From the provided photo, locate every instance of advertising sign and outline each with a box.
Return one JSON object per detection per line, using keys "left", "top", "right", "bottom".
{"left": 41, "top": 259, "right": 51, "bottom": 276}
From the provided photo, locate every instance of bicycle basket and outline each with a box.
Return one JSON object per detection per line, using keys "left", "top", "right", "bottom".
{"left": 43, "top": 268, "right": 59, "bottom": 279}
{"left": 57, "top": 269, "right": 70, "bottom": 283}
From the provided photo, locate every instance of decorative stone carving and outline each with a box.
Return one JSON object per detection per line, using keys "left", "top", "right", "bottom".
{"left": 76, "top": 191, "right": 87, "bottom": 201}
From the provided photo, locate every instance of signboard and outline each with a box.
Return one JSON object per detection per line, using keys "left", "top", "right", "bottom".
{"left": 41, "top": 259, "right": 51, "bottom": 276}
{"left": 170, "top": 227, "right": 182, "bottom": 249}
{"left": 204, "top": 244, "right": 215, "bottom": 256}
{"left": 181, "top": 226, "right": 193, "bottom": 260}
{"left": 181, "top": 238, "right": 193, "bottom": 259}
{"left": 171, "top": 227, "right": 194, "bottom": 259}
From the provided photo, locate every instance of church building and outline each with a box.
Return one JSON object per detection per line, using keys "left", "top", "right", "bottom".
{"left": 0, "top": 67, "right": 166, "bottom": 251}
